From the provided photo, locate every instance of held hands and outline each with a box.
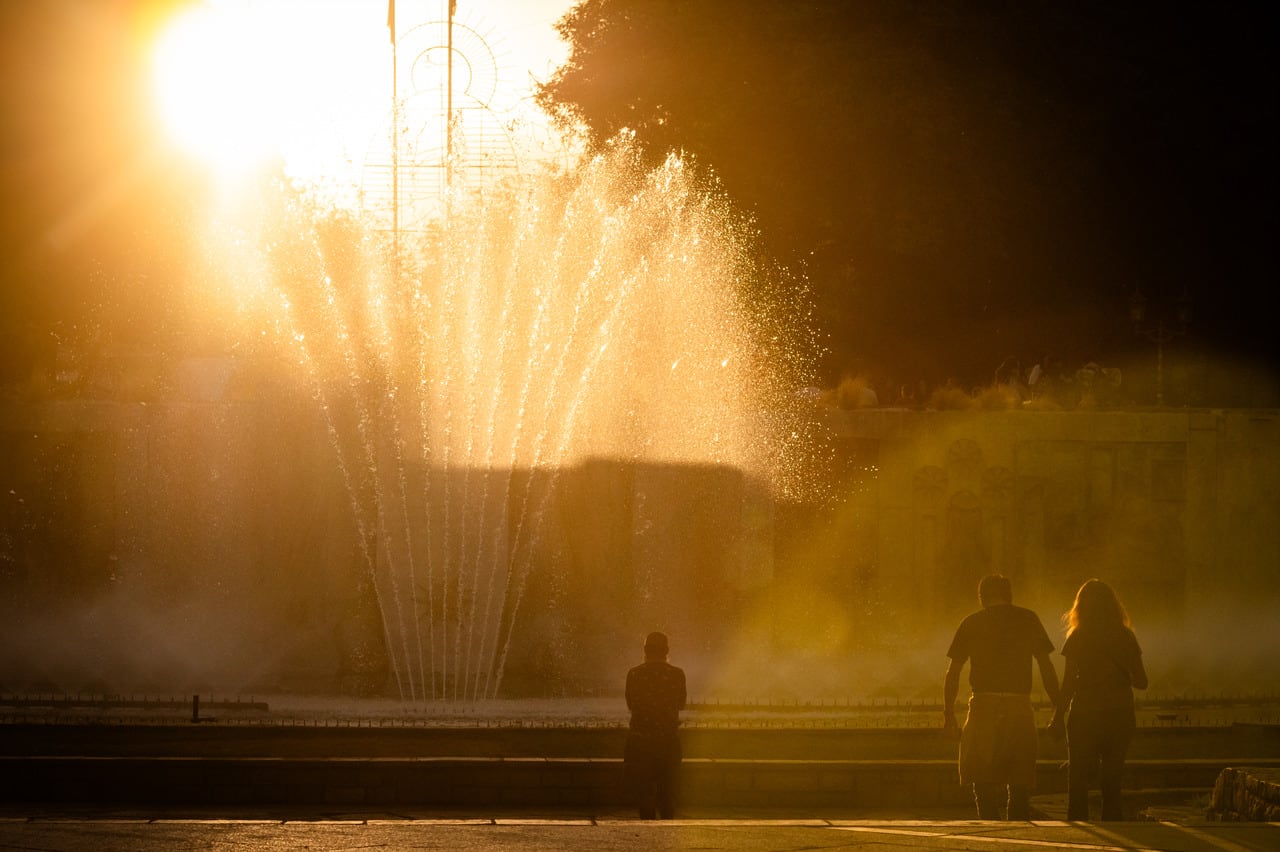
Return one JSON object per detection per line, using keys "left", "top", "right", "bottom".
{"left": 1047, "top": 712, "right": 1066, "bottom": 742}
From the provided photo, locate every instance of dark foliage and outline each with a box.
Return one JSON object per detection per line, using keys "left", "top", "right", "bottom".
{"left": 538, "top": 0, "right": 1275, "bottom": 388}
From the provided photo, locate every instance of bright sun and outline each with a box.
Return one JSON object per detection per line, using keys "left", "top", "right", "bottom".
{"left": 153, "top": 4, "right": 282, "bottom": 171}
{"left": 151, "top": 1, "right": 388, "bottom": 181}
{"left": 151, "top": 0, "right": 570, "bottom": 197}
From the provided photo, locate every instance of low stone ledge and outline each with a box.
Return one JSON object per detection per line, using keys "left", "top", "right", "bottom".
{"left": 1208, "top": 767, "right": 1280, "bottom": 821}
{"left": 3, "top": 723, "right": 1276, "bottom": 761}
{"left": 2, "top": 756, "right": 1273, "bottom": 810}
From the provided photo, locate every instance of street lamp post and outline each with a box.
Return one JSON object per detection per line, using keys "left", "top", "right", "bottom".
{"left": 1128, "top": 286, "right": 1191, "bottom": 407}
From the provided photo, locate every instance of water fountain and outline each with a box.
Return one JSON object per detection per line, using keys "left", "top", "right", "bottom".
{"left": 204, "top": 137, "right": 815, "bottom": 702}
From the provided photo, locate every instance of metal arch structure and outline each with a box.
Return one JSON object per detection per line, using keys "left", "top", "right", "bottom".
{"left": 363, "top": 10, "right": 521, "bottom": 234}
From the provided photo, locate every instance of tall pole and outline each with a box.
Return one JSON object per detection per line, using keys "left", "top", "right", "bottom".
{"left": 1130, "top": 286, "right": 1189, "bottom": 408}
{"left": 1146, "top": 319, "right": 1182, "bottom": 407}
{"left": 1156, "top": 320, "right": 1165, "bottom": 407}
{"left": 389, "top": 0, "right": 400, "bottom": 282}
{"left": 446, "top": 0, "right": 455, "bottom": 196}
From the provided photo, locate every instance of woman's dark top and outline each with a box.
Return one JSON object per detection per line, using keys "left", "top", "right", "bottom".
{"left": 1061, "top": 624, "right": 1144, "bottom": 713}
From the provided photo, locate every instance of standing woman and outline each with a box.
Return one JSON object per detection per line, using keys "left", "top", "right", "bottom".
{"left": 1050, "top": 579, "right": 1149, "bottom": 820}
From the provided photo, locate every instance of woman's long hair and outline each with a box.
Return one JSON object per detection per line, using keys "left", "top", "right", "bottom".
{"left": 1064, "top": 578, "right": 1131, "bottom": 637}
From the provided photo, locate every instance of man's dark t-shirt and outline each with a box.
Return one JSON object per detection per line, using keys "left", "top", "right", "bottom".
{"left": 947, "top": 604, "right": 1054, "bottom": 693}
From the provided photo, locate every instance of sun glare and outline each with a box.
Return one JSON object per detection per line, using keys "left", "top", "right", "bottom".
{"left": 151, "top": 1, "right": 388, "bottom": 182}
{"left": 153, "top": 5, "right": 280, "bottom": 171}
{"left": 150, "top": 0, "right": 570, "bottom": 198}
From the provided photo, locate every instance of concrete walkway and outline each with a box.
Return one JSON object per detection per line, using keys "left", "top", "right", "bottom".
{"left": 0, "top": 809, "right": 1276, "bottom": 851}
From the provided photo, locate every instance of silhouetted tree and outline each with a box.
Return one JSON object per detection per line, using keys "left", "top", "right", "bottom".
{"left": 539, "top": 0, "right": 1275, "bottom": 389}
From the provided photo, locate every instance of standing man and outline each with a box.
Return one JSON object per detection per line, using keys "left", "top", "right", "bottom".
{"left": 944, "top": 574, "right": 1061, "bottom": 820}
{"left": 624, "top": 631, "right": 687, "bottom": 819}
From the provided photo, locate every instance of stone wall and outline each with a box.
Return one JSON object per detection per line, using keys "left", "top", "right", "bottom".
{"left": 803, "top": 407, "right": 1280, "bottom": 627}
{"left": 771, "top": 408, "right": 1280, "bottom": 701}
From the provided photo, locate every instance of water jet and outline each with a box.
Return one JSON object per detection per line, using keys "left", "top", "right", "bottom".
{"left": 211, "top": 139, "right": 813, "bottom": 701}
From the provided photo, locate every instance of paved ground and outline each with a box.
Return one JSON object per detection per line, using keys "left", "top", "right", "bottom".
{"left": 0, "top": 808, "right": 1276, "bottom": 852}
